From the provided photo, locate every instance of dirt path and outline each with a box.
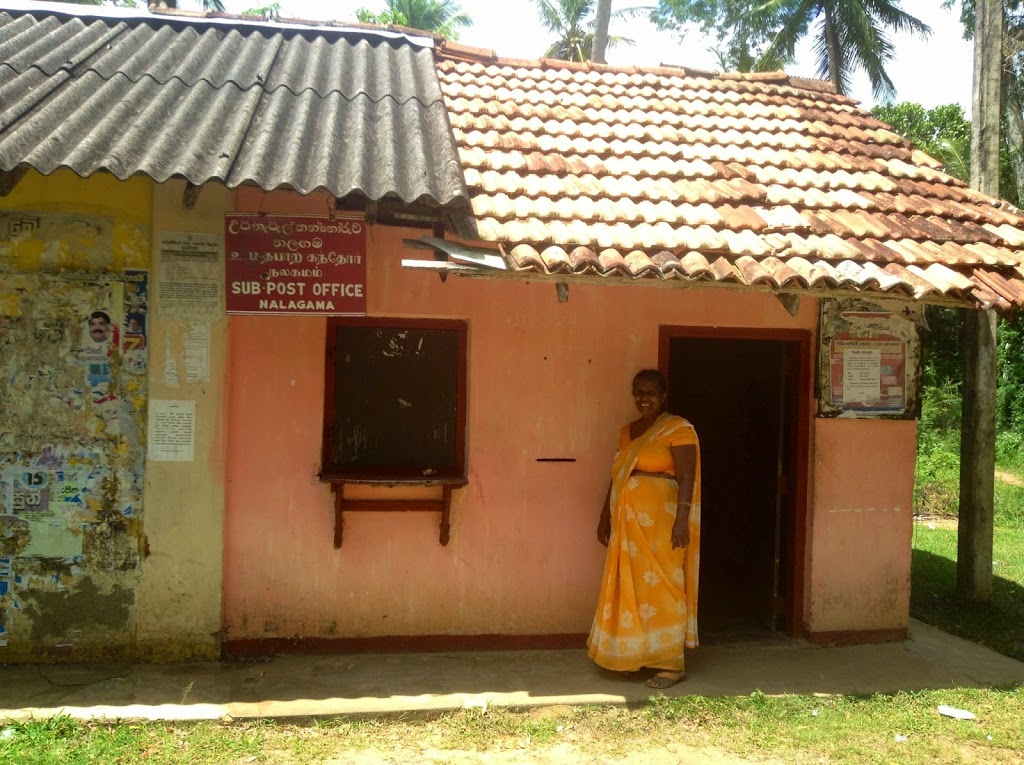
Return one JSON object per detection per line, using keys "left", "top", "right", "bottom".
{"left": 319, "top": 744, "right": 775, "bottom": 764}
{"left": 996, "top": 469, "right": 1024, "bottom": 486}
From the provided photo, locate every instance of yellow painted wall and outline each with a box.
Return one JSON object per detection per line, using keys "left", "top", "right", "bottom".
{"left": 0, "top": 170, "right": 152, "bottom": 661}
{"left": 136, "top": 179, "right": 230, "bottom": 660}
{"left": 0, "top": 170, "right": 229, "bottom": 661}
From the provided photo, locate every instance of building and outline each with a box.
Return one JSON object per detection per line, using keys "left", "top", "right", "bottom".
{"left": 1, "top": 1, "right": 1022, "bottom": 662}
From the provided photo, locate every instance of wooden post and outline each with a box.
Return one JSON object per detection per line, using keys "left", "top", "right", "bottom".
{"left": 959, "top": 0, "right": 1002, "bottom": 600}
{"left": 958, "top": 310, "right": 996, "bottom": 599}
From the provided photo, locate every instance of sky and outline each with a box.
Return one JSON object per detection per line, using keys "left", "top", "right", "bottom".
{"left": 218, "top": 0, "right": 975, "bottom": 114}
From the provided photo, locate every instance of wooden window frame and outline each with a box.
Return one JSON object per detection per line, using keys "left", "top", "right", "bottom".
{"left": 320, "top": 316, "right": 469, "bottom": 484}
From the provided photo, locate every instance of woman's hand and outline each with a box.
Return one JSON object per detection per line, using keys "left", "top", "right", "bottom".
{"left": 671, "top": 515, "right": 690, "bottom": 549}
{"left": 597, "top": 511, "right": 611, "bottom": 547}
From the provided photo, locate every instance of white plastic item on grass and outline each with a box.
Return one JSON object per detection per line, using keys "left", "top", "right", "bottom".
{"left": 937, "top": 704, "right": 977, "bottom": 720}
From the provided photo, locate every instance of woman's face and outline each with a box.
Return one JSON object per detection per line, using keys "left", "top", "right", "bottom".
{"left": 632, "top": 378, "right": 666, "bottom": 418}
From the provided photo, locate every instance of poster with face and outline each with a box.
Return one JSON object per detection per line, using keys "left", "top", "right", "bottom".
{"left": 74, "top": 283, "right": 124, "bottom": 430}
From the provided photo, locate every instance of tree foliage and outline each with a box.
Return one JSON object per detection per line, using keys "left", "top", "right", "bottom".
{"left": 872, "top": 102, "right": 972, "bottom": 182}
{"left": 47, "top": 0, "right": 139, "bottom": 6}
{"left": 651, "top": 0, "right": 930, "bottom": 99}
{"left": 876, "top": 99, "right": 1024, "bottom": 456}
{"left": 355, "top": 0, "right": 472, "bottom": 39}
{"left": 532, "top": 0, "right": 642, "bottom": 62}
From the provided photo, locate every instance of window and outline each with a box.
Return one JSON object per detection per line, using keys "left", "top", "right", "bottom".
{"left": 321, "top": 317, "right": 468, "bottom": 482}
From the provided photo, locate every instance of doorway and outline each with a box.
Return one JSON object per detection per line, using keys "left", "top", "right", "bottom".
{"left": 660, "top": 327, "right": 810, "bottom": 640}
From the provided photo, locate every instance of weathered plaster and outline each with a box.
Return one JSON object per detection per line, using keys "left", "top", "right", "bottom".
{"left": 22, "top": 576, "right": 133, "bottom": 643}
{"left": 134, "top": 179, "right": 230, "bottom": 661}
{"left": 806, "top": 417, "right": 917, "bottom": 633}
{"left": 0, "top": 170, "right": 150, "bottom": 660}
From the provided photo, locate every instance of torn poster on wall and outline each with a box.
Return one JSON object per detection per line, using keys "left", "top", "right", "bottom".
{"left": 122, "top": 269, "right": 149, "bottom": 376}
{"left": 1, "top": 248, "right": 149, "bottom": 654}
{"left": 3, "top": 461, "right": 100, "bottom": 558}
{"left": 0, "top": 556, "right": 11, "bottom": 646}
{"left": 818, "top": 298, "right": 923, "bottom": 419}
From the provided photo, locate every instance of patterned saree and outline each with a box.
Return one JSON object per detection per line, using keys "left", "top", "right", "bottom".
{"left": 587, "top": 413, "right": 701, "bottom": 672}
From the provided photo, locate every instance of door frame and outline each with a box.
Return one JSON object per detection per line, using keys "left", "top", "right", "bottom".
{"left": 658, "top": 325, "right": 812, "bottom": 638}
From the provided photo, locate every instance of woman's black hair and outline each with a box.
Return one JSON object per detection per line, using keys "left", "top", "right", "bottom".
{"left": 632, "top": 368, "right": 667, "bottom": 394}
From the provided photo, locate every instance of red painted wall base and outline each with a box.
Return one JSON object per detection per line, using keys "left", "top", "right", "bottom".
{"left": 805, "top": 627, "right": 908, "bottom": 646}
{"left": 224, "top": 633, "right": 590, "bottom": 657}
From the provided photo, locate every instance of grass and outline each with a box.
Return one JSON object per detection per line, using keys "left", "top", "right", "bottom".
{"left": 4, "top": 690, "right": 1024, "bottom": 765}
{"left": 911, "top": 410, "right": 1024, "bottom": 663}
{"left": 912, "top": 523, "right": 1024, "bottom": 662}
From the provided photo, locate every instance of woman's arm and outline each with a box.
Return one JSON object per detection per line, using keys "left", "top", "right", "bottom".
{"left": 597, "top": 482, "right": 612, "bottom": 546}
{"left": 670, "top": 444, "right": 697, "bottom": 549}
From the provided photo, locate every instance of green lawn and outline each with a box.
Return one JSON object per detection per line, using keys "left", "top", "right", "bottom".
{"left": 4, "top": 689, "right": 1024, "bottom": 765}
{"left": 912, "top": 523, "right": 1024, "bottom": 662}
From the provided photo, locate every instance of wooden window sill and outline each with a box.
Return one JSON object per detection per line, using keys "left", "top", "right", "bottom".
{"left": 327, "top": 478, "right": 467, "bottom": 547}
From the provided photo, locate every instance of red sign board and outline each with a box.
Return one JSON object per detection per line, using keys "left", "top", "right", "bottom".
{"left": 225, "top": 213, "right": 367, "bottom": 315}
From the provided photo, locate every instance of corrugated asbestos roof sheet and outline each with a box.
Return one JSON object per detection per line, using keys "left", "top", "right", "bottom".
{"left": 432, "top": 54, "right": 1024, "bottom": 309}
{"left": 0, "top": 4, "right": 469, "bottom": 206}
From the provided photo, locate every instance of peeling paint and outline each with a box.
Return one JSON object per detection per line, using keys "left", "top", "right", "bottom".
{"left": 0, "top": 206, "right": 150, "bottom": 659}
{"left": 21, "top": 576, "right": 134, "bottom": 643}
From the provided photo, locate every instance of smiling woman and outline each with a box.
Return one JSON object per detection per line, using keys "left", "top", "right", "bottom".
{"left": 588, "top": 368, "right": 702, "bottom": 689}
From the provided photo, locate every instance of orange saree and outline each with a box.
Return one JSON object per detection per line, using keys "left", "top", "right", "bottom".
{"left": 587, "top": 413, "right": 701, "bottom": 672}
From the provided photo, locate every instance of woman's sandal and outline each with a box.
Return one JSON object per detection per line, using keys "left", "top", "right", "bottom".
{"left": 645, "top": 671, "right": 687, "bottom": 689}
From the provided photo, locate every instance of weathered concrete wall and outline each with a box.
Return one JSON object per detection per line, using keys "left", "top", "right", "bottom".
{"left": 0, "top": 170, "right": 151, "bottom": 660}
{"left": 135, "top": 180, "right": 230, "bottom": 660}
{"left": 221, "top": 187, "right": 823, "bottom": 641}
{"left": 806, "top": 418, "right": 917, "bottom": 635}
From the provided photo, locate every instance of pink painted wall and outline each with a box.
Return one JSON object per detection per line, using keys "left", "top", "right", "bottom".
{"left": 806, "top": 418, "right": 917, "bottom": 633}
{"left": 222, "top": 188, "right": 903, "bottom": 641}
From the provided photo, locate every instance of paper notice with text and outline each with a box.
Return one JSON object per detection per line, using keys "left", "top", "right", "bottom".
{"left": 147, "top": 399, "right": 196, "bottom": 462}
{"left": 184, "top": 322, "right": 211, "bottom": 383}
{"left": 843, "top": 348, "right": 881, "bottom": 403}
{"left": 158, "top": 232, "right": 223, "bottom": 320}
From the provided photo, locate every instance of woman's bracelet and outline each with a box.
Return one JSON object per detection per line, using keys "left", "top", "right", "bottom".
{"left": 677, "top": 501, "right": 691, "bottom": 506}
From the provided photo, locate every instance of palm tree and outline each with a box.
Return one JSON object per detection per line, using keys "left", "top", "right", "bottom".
{"left": 355, "top": 0, "right": 472, "bottom": 39}
{"left": 756, "top": 0, "right": 931, "bottom": 99}
{"left": 533, "top": 0, "right": 640, "bottom": 62}
{"left": 653, "top": 0, "right": 930, "bottom": 99}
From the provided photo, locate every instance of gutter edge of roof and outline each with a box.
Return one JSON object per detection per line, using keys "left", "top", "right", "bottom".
{"left": 0, "top": 0, "right": 437, "bottom": 49}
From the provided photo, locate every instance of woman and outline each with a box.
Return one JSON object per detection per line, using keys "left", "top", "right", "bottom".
{"left": 587, "top": 369, "right": 701, "bottom": 689}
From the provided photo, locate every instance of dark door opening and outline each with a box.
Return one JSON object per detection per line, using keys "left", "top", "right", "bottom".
{"left": 664, "top": 332, "right": 805, "bottom": 641}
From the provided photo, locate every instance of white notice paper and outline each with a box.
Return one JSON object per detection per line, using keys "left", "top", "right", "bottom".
{"left": 163, "top": 343, "right": 179, "bottom": 388}
{"left": 843, "top": 348, "right": 881, "bottom": 403}
{"left": 148, "top": 399, "right": 196, "bottom": 462}
{"left": 184, "top": 322, "right": 211, "bottom": 383}
{"left": 158, "top": 231, "right": 223, "bottom": 320}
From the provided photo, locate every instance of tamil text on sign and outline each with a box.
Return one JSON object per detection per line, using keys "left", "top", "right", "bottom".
{"left": 225, "top": 214, "right": 366, "bottom": 315}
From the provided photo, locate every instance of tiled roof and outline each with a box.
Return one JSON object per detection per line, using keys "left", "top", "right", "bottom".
{"left": 435, "top": 55, "right": 1024, "bottom": 309}
{"left": 0, "top": 3, "right": 468, "bottom": 206}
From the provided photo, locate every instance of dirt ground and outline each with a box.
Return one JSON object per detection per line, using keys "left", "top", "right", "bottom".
{"left": 315, "top": 744, "right": 776, "bottom": 764}
{"left": 997, "top": 470, "right": 1024, "bottom": 487}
